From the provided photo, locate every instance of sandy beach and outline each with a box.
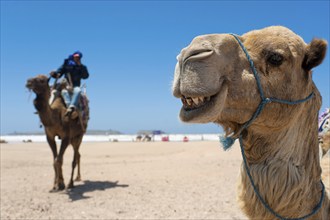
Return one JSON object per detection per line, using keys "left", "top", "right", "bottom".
{"left": 1, "top": 141, "right": 329, "bottom": 220}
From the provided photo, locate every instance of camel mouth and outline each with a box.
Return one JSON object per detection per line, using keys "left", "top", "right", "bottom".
{"left": 178, "top": 78, "right": 227, "bottom": 123}
{"left": 26, "top": 81, "right": 34, "bottom": 90}
{"left": 26, "top": 79, "right": 39, "bottom": 93}
{"left": 180, "top": 92, "right": 219, "bottom": 119}
{"left": 181, "top": 94, "right": 215, "bottom": 111}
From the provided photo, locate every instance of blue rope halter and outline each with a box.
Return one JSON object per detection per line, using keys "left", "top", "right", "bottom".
{"left": 220, "top": 33, "right": 325, "bottom": 220}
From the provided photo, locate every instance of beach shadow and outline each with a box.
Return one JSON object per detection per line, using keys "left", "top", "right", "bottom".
{"left": 65, "top": 180, "right": 129, "bottom": 201}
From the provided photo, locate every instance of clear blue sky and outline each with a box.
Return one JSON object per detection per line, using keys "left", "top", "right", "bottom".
{"left": 1, "top": 1, "right": 329, "bottom": 135}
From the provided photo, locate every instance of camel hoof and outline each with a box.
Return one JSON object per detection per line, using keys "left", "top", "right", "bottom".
{"left": 49, "top": 188, "right": 62, "bottom": 193}
{"left": 49, "top": 188, "right": 58, "bottom": 193}
{"left": 49, "top": 184, "right": 65, "bottom": 192}
{"left": 75, "top": 177, "right": 81, "bottom": 182}
{"left": 68, "top": 182, "right": 74, "bottom": 189}
{"left": 59, "top": 182, "right": 65, "bottom": 190}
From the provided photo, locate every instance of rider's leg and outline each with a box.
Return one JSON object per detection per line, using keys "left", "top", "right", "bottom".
{"left": 61, "top": 89, "right": 71, "bottom": 108}
{"left": 68, "top": 87, "right": 81, "bottom": 110}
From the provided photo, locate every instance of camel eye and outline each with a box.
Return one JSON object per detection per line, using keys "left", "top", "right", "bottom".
{"left": 267, "top": 52, "right": 283, "bottom": 66}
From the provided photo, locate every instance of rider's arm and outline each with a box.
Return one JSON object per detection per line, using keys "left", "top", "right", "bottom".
{"left": 55, "top": 62, "right": 68, "bottom": 78}
{"left": 51, "top": 69, "right": 64, "bottom": 79}
{"left": 81, "top": 65, "right": 89, "bottom": 79}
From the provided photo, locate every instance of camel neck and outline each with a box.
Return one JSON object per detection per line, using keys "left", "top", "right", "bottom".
{"left": 34, "top": 91, "right": 53, "bottom": 127}
{"left": 238, "top": 100, "right": 325, "bottom": 218}
{"left": 244, "top": 113, "right": 320, "bottom": 167}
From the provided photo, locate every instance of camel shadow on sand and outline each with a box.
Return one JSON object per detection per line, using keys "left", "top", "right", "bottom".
{"left": 64, "top": 180, "right": 129, "bottom": 201}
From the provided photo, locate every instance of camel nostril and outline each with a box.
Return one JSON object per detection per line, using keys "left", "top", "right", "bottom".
{"left": 183, "top": 50, "right": 214, "bottom": 63}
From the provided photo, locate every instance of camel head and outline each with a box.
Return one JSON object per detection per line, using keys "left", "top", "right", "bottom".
{"left": 172, "top": 26, "right": 327, "bottom": 135}
{"left": 26, "top": 74, "right": 50, "bottom": 95}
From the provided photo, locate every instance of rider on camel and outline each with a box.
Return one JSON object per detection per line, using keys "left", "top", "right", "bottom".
{"left": 50, "top": 51, "right": 89, "bottom": 116}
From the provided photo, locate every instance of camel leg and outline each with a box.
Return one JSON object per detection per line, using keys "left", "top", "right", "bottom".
{"left": 68, "top": 136, "right": 82, "bottom": 188}
{"left": 75, "top": 151, "right": 81, "bottom": 182}
{"left": 46, "top": 135, "right": 58, "bottom": 191}
{"left": 53, "top": 138, "right": 69, "bottom": 191}
{"left": 74, "top": 136, "right": 83, "bottom": 181}
{"left": 68, "top": 148, "right": 80, "bottom": 188}
{"left": 75, "top": 136, "right": 83, "bottom": 182}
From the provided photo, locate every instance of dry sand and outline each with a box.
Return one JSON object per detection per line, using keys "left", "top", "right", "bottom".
{"left": 1, "top": 141, "right": 329, "bottom": 220}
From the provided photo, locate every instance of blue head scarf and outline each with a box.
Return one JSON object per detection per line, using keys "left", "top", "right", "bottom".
{"left": 72, "top": 51, "right": 83, "bottom": 58}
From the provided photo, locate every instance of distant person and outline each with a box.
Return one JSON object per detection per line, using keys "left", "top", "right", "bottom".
{"left": 50, "top": 51, "right": 89, "bottom": 116}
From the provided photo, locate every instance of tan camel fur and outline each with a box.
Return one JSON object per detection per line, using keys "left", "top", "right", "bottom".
{"left": 26, "top": 74, "right": 89, "bottom": 191}
{"left": 321, "top": 131, "right": 330, "bottom": 156}
{"left": 172, "top": 26, "right": 329, "bottom": 219}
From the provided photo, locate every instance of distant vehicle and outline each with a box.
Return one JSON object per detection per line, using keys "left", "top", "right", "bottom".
{"left": 162, "top": 136, "right": 169, "bottom": 142}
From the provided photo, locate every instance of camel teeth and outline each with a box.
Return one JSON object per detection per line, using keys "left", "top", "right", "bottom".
{"left": 181, "top": 97, "right": 186, "bottom": 105}
{"left": 192, "top": 98, "right": 199, "bottom": 105}
{"left": 181, "top": 95, "right": 212, "bottom": 108}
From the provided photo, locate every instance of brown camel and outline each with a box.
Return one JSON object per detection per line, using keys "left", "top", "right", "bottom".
{"left": 26, "top": 74, "right": 89, "bottom": 191}
{"left": 172, "top": 26, "right": 329, "bottom": 219}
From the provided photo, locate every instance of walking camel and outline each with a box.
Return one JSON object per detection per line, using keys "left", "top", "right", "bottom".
{"left": 26, "top": 74, "right": 89, "bottom": 191}
{"left": 172, "top": 26, "right": 329, "bottom": 219}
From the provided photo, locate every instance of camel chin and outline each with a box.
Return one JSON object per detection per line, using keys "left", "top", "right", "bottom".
{"left": 179, "top": 80, "right": 228, "bottom": 123}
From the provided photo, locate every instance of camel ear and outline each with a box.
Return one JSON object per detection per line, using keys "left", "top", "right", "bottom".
{"left": 302, "top": 38, "right": 327, "bottom": 71}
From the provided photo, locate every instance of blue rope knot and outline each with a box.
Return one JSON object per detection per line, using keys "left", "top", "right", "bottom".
{"left": 219, "top": 135, "right": 236, "bottom": 150}
{"left": 264, "top": 97, "right": 272, "bottom": 104}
